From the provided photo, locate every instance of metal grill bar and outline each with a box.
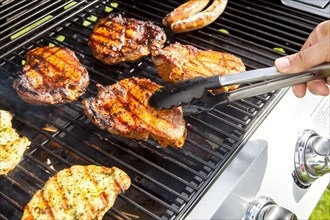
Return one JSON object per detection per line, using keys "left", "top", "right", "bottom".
{"left": 4, "top": 46, "right": 212, "bottom": 182}
{"left": 0, "top": 0, "right": 99, "bottom": 59}
{"left": 0, "top": 0, "right": 326, "bottom": 219}
{"left": 1, "top": 0, "right": 72, "bottom": 37}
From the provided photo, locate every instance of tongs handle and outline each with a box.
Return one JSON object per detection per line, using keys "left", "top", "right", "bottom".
{"left": 227, "top": 63, "right": 330, "bottom": 102}
{"left": 219, "top": 63, "right": 330, "bottom": 87}
{"left": 182, "top": 63, "right": 330, "bottom": 115}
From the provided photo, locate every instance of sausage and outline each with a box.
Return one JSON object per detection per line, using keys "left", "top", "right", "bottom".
{"left": 163, "top": 0, "right": 210, "bottom": 27}
{"left": 169, "top": 0, "right": 228, "bottom": 33}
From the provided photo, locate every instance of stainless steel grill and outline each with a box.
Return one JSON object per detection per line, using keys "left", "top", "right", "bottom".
{"left": 0, "top": 0, "right": 326, "bottom": 219}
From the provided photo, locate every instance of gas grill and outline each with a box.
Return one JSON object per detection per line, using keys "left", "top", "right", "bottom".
{"left": 0, "top": 0, "right": 329, "bottom": 219}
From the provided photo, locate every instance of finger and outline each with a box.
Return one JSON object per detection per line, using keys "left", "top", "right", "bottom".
{"left": 275, "top": 38, "right": 329, "bottom": 73}
{"left": 292, "top": 84, "right": 307, "bottom": 98}
{"left": 302, "top": 21, "right": 330, "bottom": 50}
{"left": 307, "top": 79, "right": 330, "bottom": 96}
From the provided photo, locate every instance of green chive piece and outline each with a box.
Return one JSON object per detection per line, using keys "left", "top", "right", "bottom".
{"left": 111, "top": 2, "right": 118, "bottom": 8}
{"left": 83, "top": 20, "right": 91, "bottom": 26}
{"left": 273, "top": 47, "right": 286, "bottom": 53}
{"left": 218, "top": 29, "right": 230, "bottom": 35}
{"left": 22, "top": 60, "right": 25, "bottom": 65}
{"left": 56, "top": 35, "right": 65, "bottom": 42}
{"left": 10, "top": 15, "right": 53, "bottom": 40}
{"left": 64, "top": 1, "right": 77, "bottom": 10}
{"left": 105, "top": 6, "right": 113, "bottom": 12}
{"left": 48, "top": 43, "right": 55, "bottom": 47}
{"left": 88, "top": 15, "right": 97, "bottom": 22}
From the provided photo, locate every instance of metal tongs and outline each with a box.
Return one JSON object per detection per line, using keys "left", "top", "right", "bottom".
{"left": 149, "top": 63, "right": 330, "bottom": 115}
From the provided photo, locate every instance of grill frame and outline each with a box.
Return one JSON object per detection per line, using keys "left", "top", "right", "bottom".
{"left": 0, "top": 0, "right": 326, "bottom": 219}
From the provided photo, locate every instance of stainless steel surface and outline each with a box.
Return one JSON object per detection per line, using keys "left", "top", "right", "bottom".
{"left": 293, "top": 129, "right": 330, "bottom": 188}
{"left": 186, "top": 90, "right": 330, "bottom": 220}
{"left": 246, "top": 196, "right": 297, "bottom": 220}
{"left": 281, "top": 0, "right": 330, "bottom": 18}
{"left": 150, "top": 63, "right": 330, "bottom": 111}
{"left": 220, "top": 63, "right": 330, "bottom": 87}
{"left": 228, "top": 64, "right": 330, "bottom": 102}
{"left": 186, "top": 139, "right": 269, "bottom": 220}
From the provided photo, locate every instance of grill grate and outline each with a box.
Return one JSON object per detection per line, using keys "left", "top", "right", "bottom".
{"left": 0, "top": 0, "right": 326, "bottom": 219}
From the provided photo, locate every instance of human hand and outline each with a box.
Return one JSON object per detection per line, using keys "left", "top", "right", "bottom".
{"left": 274, "top": 20, "right": 330, "bottom": 98}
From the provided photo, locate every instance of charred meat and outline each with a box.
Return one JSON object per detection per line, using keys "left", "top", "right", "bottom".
{"left": 83, "top": 77, "right": 186, "bottom": 148}
{"left": 88, "top": 13, "right": 166, "bottom": 65}
{"left": 152, "top": 42, "right": 246, "bottom": 92}
{"left": 0, "top": 110, "right": 31, "bottom": 175}
{"left": 21, "top": 165, "right": 130, "bottom": 220}
{"left": 13, "top": 47, "right": 89, "bottom": 105}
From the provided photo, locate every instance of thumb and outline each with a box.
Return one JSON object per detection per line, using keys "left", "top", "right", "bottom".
{"left": 275, "top": 39, "right": 329, "bottom": 74}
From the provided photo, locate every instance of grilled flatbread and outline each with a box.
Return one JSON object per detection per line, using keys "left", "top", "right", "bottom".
{"left": 0, "top": 110, "right": 30, "bottom": 175}
{"left": 21, "top": 165, "right": 131, "bottom": 220}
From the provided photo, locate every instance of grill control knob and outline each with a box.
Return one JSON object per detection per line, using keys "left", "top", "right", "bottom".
{"left": 245, "top": 196, "right": 297, "bottom": 220}
{"left": 293, "top": 129, "right": 330, "bottom": 188}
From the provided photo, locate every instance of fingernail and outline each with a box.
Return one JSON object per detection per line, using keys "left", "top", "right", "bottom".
{"left": 276, "top": 57, "right": 290, "bottom": 71}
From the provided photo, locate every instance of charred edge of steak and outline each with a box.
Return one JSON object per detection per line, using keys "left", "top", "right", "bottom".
{"left": 88, "top": 13, "right": 166, "bottom": 65}
{"left": 13, "top": 47, "right": 89, "bottom": 105}
{"left": 82, "top": 78, "right": 186, "bottom": 148}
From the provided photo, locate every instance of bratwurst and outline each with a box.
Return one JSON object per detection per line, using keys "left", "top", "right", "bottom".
{"left": 163, "top": 0, "right": 228, "bottom": 33}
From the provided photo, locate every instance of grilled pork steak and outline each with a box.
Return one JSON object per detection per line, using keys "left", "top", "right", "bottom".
{"left": 21, "top": 165, "right": 130, "bottom": 220}
{"left": 0, "top": 110, "right": 31, "bottom": 175}
{"left": 152, "top": 42, "right": 246, "bottom": 92}
{"left": 83, "top": 77, "right": 187, "bottom": 148}
{"left": 13, "top": 47, "right": 89, "bottom": 105}
{"left": 88, "top": 13, "right": 166, "bottom": 65}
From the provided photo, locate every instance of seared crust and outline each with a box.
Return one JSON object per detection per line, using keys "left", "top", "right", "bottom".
{"left": 83, "top": 77, "right": 186, "bottom": 148}
{"left": 169, "top": 0, "right": 227, "bottom": 33}
{"left": 152, "top": 42, "right": 246, "bottom": 92}
{"left": 163, "top": 0, "right": 209, "bottom": 28}
{"left": 88, "top": 13, "right": 166, "bottom": 65}
{"left": 12, "top": 47, "right": 89, "bottom": 105}
{"left": 21, "top": 165, "right": 130, "bottom": 220}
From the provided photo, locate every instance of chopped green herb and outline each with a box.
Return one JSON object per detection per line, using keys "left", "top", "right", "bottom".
{"left": 273, "top": 47, "right": 286, "bottom": 53}
{"left": 83, "top": 20, "right": 91, "bottom": 26}
{"left": 10, "top": 15, "right": 53, "bottom": 40}
{"left": 105, "top": 6, "right": 113, "bottom": 13}
{"left": 22, "top": 60, "right": 25, "bottom": 65}
{"left": 218, "top": 29, "right": 230, "bottom": 35}
{"left": 56, "top": 35, "right": 65, "bottom": 42}
{"left": 111, "top": 2, "right": 118, "bottom": 8}
{"left": 64, "top": 1, "right": 77, "bottom": 10}
{"left": 48, "top": 43, "right": 55, "bottom": 47}
{"left": 88, "top": 15, "right": 98, "bottom": 22}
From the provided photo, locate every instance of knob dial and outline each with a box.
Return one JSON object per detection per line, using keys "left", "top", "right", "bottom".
{"left": 293, "top": 129, "right": 330, "bottom": 188}
{"left": 246, "top": 196, "right": 297, "bottom": 220}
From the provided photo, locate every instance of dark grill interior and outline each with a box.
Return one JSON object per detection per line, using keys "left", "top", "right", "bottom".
{"left": 0, "top": 0, "right": 326, "bottom": 219}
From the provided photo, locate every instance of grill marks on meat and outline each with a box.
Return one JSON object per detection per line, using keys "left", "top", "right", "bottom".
{"left": 83, "top": 77, "right": 186, "bottom": 148}
{"left": 13, "top": 47, "right": 89, "bottom": 105}
{"left": 88, "top": 13, "right": 166, "bottom": 65}
{"left": 21, "top": 165, "right": 131, "bottom": 220}
{"left": 152, "top": 42, "right": 246, "bottom": 92}
{"left": 0, "top": 110, "right": 31, "bottom": 175}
